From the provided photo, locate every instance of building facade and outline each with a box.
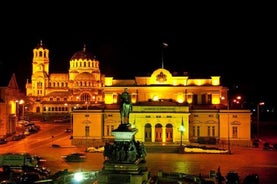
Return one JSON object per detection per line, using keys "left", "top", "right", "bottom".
{"left": 25, "top": 41, "right": 252, "bottom": 147}
{"left": 0, "top": 73, "right": 25, "bottom": 138}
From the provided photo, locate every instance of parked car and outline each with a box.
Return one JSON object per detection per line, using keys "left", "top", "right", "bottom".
{"left": 0, "top": 138, "right": 7, "bottom": 144}
{"left": 252, "top": 139, "right": 259, "bottom": 147}
{"left": 86, "top": 146, "right": 105, "bottom": 153}
{"left": 263, "top": 142, "right": 275, "bottom": 150}
{"left": 18, "top": 171, "right": 40, "bottom": 184}
{"left": 33, "top": 166, "right": 51, "bottom": 178}
{"left": 226, "top": 171, "right": 240, "bottom": 184}
{"left": 64, "top": 128, "right": 72, "bottom": 133}
{"left": 23, "top": 129, "right": 31, "bottom": 136}
{"left": 11, "top": 133, "right": 25, "bottom": 141}
{"left": 242, "top": 173, "right": 259, "bottom": 184}
{"left": 0, "top": 180, "right": 16, "bottom": 184}
{"left": 17, "top": 120, "right": 31, "bottom": 127}
{"left": 61, "top": 152, "right": 86, "bottom": 162}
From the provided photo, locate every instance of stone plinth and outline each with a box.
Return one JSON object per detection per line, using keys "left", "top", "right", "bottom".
{"left": 97, "top": 123, "right": 149, "bottom": 184}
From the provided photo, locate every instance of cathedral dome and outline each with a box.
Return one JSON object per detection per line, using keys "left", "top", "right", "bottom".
{"left": 71, "top": 45, "right": 96, "bottom": 61}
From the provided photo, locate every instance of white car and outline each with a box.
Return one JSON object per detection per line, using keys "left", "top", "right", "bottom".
{"left": 17, "top": 120, "right": 31, "bottom": 127}
{"left": 86, "top": 146, "right": 104, "bottom": 153}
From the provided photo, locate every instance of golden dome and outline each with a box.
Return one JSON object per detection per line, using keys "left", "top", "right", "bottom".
{"left": 71, "top": 45, "right": 96, "bottom": 61}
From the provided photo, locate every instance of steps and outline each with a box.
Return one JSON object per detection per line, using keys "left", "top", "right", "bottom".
{"left": 144, "top": 144, "right": 181, "bottom": 153}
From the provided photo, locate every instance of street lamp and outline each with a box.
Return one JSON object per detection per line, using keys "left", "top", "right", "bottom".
{"left": 257, "top": 102, "right": 265, "bottom": 138}
{"left": 19, "top": 100, "right": 25, "bottom": 120}
{"left": 227, "top": 103, "right": 231, "bottom": 154}
{"left": 84, "top": 101, "right": 90, "bottom": 152}
{"left": 179, "top": 117, "right": 185, "bottom": 147}
{"left": 221, "top": 95, "right": 235, "bottom": 154}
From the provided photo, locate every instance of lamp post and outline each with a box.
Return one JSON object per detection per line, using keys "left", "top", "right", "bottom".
{"left": 257, "top": 102, "right": 265, "bottom": 138}
{"left": 19, "top": 100, "right": 25, "bottom": 120}
{"left": 85, "top": 101, "right": 90, "bottom": 152}
{"left": 179, "top": 117, "right": 185, "bottom": 147}
{"left": 221, "top": 95, "right": 234, "bottom": 154}
{"left": 227, "top": 103, "right": 231, "bottom": 154}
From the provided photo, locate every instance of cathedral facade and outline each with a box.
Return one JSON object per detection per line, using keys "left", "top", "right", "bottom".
{"left": 25, "top": 41, "right": 104, "bottom": 115}
{"left": 25, "top": 41, "right": 252, "bottom": 147}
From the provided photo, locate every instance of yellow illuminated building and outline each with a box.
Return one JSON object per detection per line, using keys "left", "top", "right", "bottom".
{"left": 25, "top": 41, "right": 252, "bottom": 147}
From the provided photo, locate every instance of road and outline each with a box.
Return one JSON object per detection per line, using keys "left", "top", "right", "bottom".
{"left": 1, "top": 121, "right": 277, "bottom": 183}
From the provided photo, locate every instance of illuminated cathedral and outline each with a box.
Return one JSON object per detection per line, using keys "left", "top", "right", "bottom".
{"left": 25, "top": 41, "right": 252, "bottom": 147}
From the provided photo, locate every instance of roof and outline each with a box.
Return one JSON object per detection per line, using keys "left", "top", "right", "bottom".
{"left": 34, "top": 40, "right": 47, "bottom": 49}
{"left": 70, "top": 45, "right": 96, "bottom": 61}
{"left": 0, "top": 73, "right": 19, "bottom": 89}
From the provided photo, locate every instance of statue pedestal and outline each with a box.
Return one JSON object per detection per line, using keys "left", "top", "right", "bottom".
{"left": 97, "top": 123, "right": 149, "bottom": 184}
{"left": 111, "top": 123, "right": 137, "bottom": 142}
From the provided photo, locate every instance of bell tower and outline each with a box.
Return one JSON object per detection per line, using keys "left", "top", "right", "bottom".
{"left": 27, "top": 40, "right": 49, "bottom": 97}
{"left": 32, "top": 40, "right": 49, "bottom": 75}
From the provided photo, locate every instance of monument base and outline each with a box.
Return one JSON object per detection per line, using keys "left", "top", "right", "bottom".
{"left": 102, "top": 158, "right": 145, "bottom": 174}
{"left": 98, "top": 117, "right": 149, "bottom": 183}
{"left": 97, "top": 166, "right": 149, "bottom": 184}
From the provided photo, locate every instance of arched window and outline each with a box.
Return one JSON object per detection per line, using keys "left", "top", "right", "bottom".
{"left": 80, "top": 93, "right": 91, "bottom": 102}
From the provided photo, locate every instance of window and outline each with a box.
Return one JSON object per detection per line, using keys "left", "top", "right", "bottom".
{"left": 106, "top": 125, "right": 110, "bottom": 136}
{"left": 193, "top": 94, "right": 198, "bottom": 104}
{"left": 37, "top": 82, "right": 42, "bottom": 88}
{"left": 232, "top": 126, "right": 238, "bottom": 138}
{"left": 202, "top": 94, "right": 206, "bottom": 104}
{"left": 80, "top": 93, "right": 91, "bottom": 101}
{"left": 207, "top": 94, "right": 212, "bottom": 104}
{"left": 212, "top": 126, "right": 215, "bottom": 136}
{"left": 85, "top": 126, "right": 89, "bottom": 137}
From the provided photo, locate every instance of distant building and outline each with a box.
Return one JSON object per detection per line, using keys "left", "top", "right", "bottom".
{"left": 0, "top": 73, "right": 25, "bottom": 137}
{"left": 25, "top": 41, "right": 252, "bottom": 146}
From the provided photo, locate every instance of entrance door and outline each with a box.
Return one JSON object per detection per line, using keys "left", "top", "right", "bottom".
{"left": 166, "top": 124, "right": 173, "bottom": 142}
{"left": 144, "top": 123, "right": 152, "bottom": 142}
{"left": 155, "top": 124, "right": 162, "bottom": 142}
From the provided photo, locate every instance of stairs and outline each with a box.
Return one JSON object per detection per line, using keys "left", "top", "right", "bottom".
{"left": 144, "top": 144, "right": 181, "bottom": 153}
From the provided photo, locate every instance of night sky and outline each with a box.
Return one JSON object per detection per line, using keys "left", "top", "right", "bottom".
{"left": 0, "top": 3, "right": 276, "bottom": 107}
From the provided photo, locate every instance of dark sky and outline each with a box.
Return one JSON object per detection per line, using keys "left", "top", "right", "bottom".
{"left": 0, "top": 3, "right": 276, "bottom": 107}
